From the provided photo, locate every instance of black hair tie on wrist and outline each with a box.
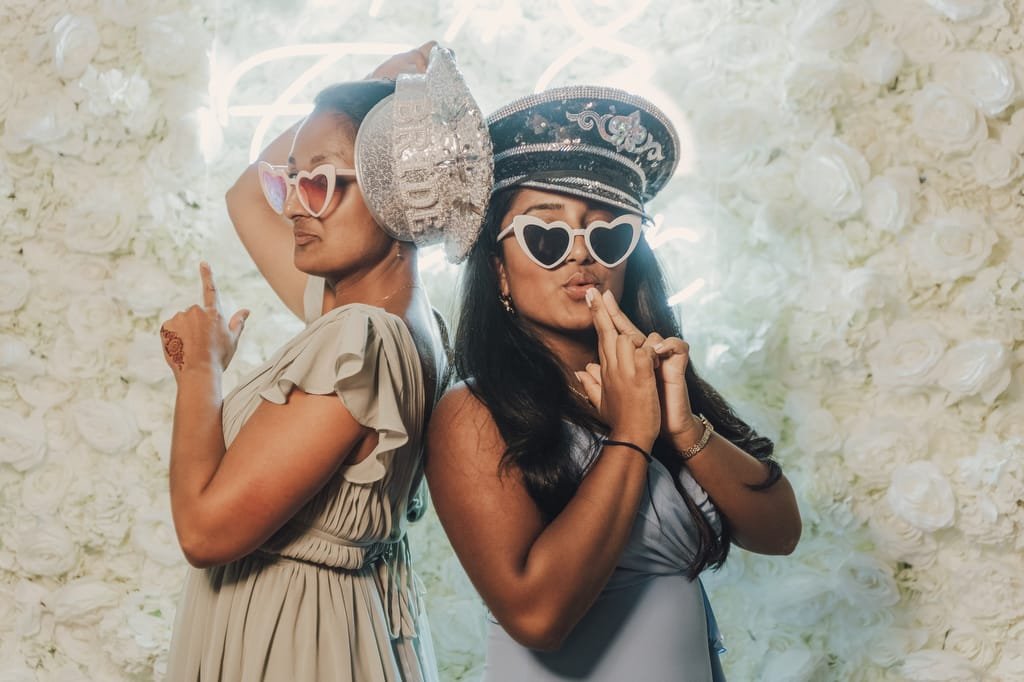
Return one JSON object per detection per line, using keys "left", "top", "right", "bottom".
{"left": 602, "top": 438, "right": 652, "bottom": 462}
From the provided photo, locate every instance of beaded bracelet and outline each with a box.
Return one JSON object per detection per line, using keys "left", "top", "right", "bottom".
{"left": 602, "top": 438, "right": 652, "bottom": 462}
{"left": 678, "top": 414, "right": 714, "bottom": 461}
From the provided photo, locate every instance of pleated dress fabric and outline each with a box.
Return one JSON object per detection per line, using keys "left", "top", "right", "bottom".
{"left": 483, "top": 424, "right": 727, "bottom": 682}
{"left": 165, "top": 276, "right": 438, "bottom": 682}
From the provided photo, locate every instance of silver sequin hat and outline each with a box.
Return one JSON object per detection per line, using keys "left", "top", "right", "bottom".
{"left": 486, "top": 86, "right": 679, "bottom": 215}
{"left": 355, "top": 47, "right": 493, "bottom": 263}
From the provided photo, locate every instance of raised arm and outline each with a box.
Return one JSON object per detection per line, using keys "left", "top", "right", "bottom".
{"left": 425, "top": 291, "right": 662, "bottom": 651}
{"left": 225, "top": 121, "right": 314, "bottom": 320}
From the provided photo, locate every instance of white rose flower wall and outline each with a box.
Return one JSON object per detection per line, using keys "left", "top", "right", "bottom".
{"left": 1, "top": 1, "right": 1021, "bottom": 680}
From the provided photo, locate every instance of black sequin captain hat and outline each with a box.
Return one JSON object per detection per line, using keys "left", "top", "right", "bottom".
{"left": 486, "top": 86, "right": 679, "bottom": 215}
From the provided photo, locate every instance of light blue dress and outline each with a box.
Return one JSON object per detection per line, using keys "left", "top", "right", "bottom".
{"left": 483, "top": 424, "right": 727, "bottom": 682}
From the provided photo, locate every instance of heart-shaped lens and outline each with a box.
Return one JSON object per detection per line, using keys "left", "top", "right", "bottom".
{"left": 298, "top": 172, "right": 332, "bottom": 216}
{"left": 258, "top": 165, "right": 287, "bottom": 214}
{"left": 588, "top": 221, "right": 636, "bottom": 266}
{"left": 522, "top": 222, "right": 571, "bottom": 267}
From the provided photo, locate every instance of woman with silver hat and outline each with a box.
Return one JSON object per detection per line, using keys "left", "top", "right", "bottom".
{"left": 426, "top": 87, "right": 802, "bottom": 680}
{"left": 159, "top": 44, "right": 491, "bottom": 682}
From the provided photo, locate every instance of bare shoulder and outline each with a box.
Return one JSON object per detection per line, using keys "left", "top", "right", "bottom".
{"left": 427, "top": 381, "right": 506, "bottom": 478}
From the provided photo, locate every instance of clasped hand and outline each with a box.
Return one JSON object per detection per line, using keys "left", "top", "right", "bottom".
{"left": 576, "top": 289, "right": 701, "bottom": 446}
{"left": 159, "top": 262, "right": 249, "bottom": 377}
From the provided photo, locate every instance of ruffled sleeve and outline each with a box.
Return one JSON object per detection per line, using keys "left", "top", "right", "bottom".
{"left": 257, "top": 305, "right": 421, "bottom": 485}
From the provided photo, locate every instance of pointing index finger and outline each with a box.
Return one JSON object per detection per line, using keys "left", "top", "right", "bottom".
{"left": 588, "top": 288, "right": 619, "bottom": 368}
{"left": 200, "top": 261, "right": 218, "bottom": 309}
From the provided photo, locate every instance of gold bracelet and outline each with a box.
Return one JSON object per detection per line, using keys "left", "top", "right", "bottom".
{"left": 678, "top": 414, "right": 713, "bottom": 461}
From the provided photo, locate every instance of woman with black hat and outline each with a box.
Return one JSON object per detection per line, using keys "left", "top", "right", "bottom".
{"left": 159, "top": 45, "right": 491, "bottom": 682}
{"left": 426, "top": 87, "right": 802, "bottom": 680}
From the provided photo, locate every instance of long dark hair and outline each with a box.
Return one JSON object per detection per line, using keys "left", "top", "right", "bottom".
{"left": 453, "top": 188, "right": 782, "bottom": 576}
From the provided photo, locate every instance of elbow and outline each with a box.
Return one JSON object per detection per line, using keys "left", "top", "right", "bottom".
{"left": 495, "top": 607, "right": 574, "bottom": 652}
{"left": 175, "top": 521, "right": 238, "bottom": 569}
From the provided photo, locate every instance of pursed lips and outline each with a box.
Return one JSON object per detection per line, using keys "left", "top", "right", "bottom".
{"left": 563, "top": 271, "right": 600, "bottom": 300}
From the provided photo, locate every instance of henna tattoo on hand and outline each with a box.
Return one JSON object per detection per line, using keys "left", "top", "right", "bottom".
{"left": 161, "top": 327, "right": 185, "bottom": 370}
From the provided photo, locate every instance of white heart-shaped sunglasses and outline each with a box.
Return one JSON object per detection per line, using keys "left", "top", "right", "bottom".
{"left": 257, "top": 161, "right": 358, "bottom": 218}
{"left": 497, "top": 214, "right": 644, "bottom": 269}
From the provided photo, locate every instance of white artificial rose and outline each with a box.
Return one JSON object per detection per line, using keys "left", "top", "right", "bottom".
{"left": 51, "top": 15, "right": 100, "bottom": 80}
{"left": 709, "top": 24, "right": 786, "bottom": 72}
{"left": 911, "top": 85, "right": 987, "bottom": 154}
{"left": 98, "top": 0, "right": 159, "bottom": 26}
{"left": 66, "top": 294, "right": 131, "bottom": 348}
{"left": 911, "top": 208, "right": 996, "bottom": 284}
{"left": 761, "top": 645, "right": 824, "bottom": 681}
{"left": 62, "top": 200, "right": 134, "bottom": 254}
{"left": 108, "top": 257, "right": 176, "bottom": 318}
{"left": 956, "top": 490, "right": 1015, "bottom": 544}
{"left": 71, "top": 399, "right": 141, "bottom": 455}
{"left": 793, "top": 408, "right": 842, "bottom": 455}
{"left": 47, "top": 332, "right": 107, "bottom": 381}
{"left": 901, "top": 650, "right": 980, "bottom": 680}
{"left": 936, "top": 339, "right": 1010, "bottom": 403}
{"left": 926, "top": 0, "right": 997, "bottom": 21}
{"left": 693, "top": 106, "right": 773, "bottom": 178}
{"left": 783, "top": 62, "right": 850, "bottom": 113}
{"left": 125, "top": 382, "right": 172, "bottom": 434}
{"left": 836, "top": 553, "right": 900, "bottom": 607}
{"left": 887, "top": 461, "right": 956, "bottom": 532}
{"left": 138, "top": 13, "right": 205, "bottom": 78}
{"left": 862, "top": 166, "right": 919, "bottom": 233}
{"left": 46, "top": 578, "right": 119, "bottom": 624}
{"left": 16, "top": 520, "right": 79, "bottom": 577}
{"left": 131, "top": 508, "right": 184, "bottom": 567}
{"left": 21, "top": 462, "right": 74, "bottom": 516}
{"left": 866, "top": 319, "right": 947, "bottom": 388}
{"left": 0, "top": 259, "right": 30, "bottom": 313}
{"left": 796, "top": 137, "right": 869, "bottom": 220}
{"left": 77, "top": 66, "right": 156, "bottom": 135}
{"left": 898, "top": 16, "right": 956, "bottom": 64}
{"left": 1, "top": 90, "right": 76, "bottom": 154}
{"left": 0, "top": 408, "right": 46, "bottom": 472}
{"left": 859, "top": 37, "right": 904, "bottom": 85}
{"left": 972, "top": 139, "right": 1021, "bottom": 188}
{"left": 0, "top": 335, "right": 44, "bottom": 381}
{"left": 123, "top": 331, "right": 171, "bottom": 385}
{"left": 843, "top": 416, "right": 926, "bottom": 487}
{"left": 934, "top": 51, "right": 1016, "bottom": 117}
{"left": 83, "top": 479, "right": 134, "bottom": 547}
{"left": 791, "top": 0, "right": 872, "bottom": 51}
{"left": 868, "top": 627, "right": 930, "bottom": 668}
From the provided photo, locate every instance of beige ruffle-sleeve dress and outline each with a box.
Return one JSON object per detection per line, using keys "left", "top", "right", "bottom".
{"left": 165, "top": 277, "right": 438, "bottom": 682}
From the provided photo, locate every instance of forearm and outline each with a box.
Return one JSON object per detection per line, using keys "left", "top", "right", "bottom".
{"left": 225, "top": 120, "right": 309, "bottom": 318}
{"left": 680, "top": 431, "right": 801, "bottom": 555}
{"left": 169, "top": 367, "right": 227, "bottom": 546}
{"left": 510, "top": 439, "right": 651, "bottom": 647}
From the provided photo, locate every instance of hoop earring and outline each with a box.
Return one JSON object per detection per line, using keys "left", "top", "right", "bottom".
{"left": 499, "top": 293, "right": 516, "bottom": 317}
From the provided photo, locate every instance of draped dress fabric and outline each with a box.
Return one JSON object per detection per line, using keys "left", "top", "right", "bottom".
{"left": 166, "top": 276, "right": 438, "bottom": 682}
{"left": 484, "top": 424, "right": 727, "bottom": 682}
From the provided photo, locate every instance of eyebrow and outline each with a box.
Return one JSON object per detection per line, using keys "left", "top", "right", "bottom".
{"left": 287, "top": 153, "right": 334, "bottom": 168}
{"left": 522, "top": 203, "right": 566, "bottom": 214}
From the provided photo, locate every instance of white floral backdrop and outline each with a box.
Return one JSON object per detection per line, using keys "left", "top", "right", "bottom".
{"left": 1, "top": 0, "right": 1022, "bottom": 680}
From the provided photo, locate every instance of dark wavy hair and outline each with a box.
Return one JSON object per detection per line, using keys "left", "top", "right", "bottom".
{"left": 453, "top": 188, "right": 782, "bottom": 576}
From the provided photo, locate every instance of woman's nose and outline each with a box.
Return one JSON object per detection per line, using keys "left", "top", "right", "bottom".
{"left": 565, "top": 234, "right": 593, "bottom": 264}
